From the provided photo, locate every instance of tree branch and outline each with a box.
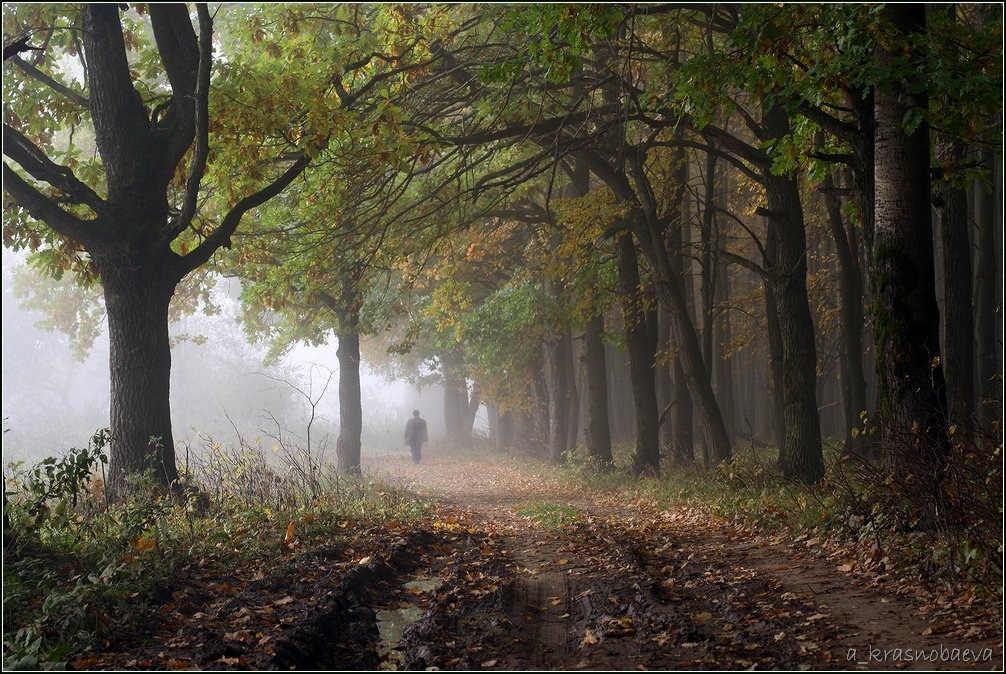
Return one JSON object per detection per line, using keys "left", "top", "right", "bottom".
{"left": 174, "top": 155, "right": 310, "bottom": 278}
{"left": 3, "top": 34, "right": 42, "bottom": 61}
{"left": 3, "top": 123, "right": 105, "bottom": 214}
{"left": 700, "top": 123, "right": 769, "bottom": 168}
{"left": 796, "top": 101, "right": 858, "bottom": 141}
{"left": 10, "top": 55, "right": 90, "bottom": 108}
{"left": 166, "top": 4, "right": 212, "bottom": 244}
{"left": 720, "top": 249, "right": 768, "bottom": 280}
{"left": 148, "top": 3, "right": 201, "bottom": 183}
{"left": 2, "top": 163, "right": 105, "bottom": 248}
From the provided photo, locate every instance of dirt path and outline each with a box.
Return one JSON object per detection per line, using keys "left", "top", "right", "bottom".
{"left": 372, "top": 452, "right": 1002, "bottom": 671}
{"left": 80, "top": 451, "right": 1001, "bottom": 671}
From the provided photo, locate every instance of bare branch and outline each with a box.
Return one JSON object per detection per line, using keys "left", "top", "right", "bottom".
{"left": 10, "top": 54, "right": 90, "bottom": 108}
{"left": 720, "top": 249, "right": 768, "bottom": 280}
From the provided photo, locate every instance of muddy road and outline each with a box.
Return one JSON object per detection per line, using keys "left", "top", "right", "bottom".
{"left": 372, "top": 453, "right": 1001, "bottom": 671}
{"left": 83, "top": 452, "right": 1001, "bottom": 671}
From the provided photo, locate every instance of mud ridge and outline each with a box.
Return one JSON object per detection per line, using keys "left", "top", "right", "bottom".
{"left": 270, "top": 529, "right": 433, "bottom": 670}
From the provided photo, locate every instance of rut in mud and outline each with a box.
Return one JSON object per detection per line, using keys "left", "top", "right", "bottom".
{"left": 80, "top": 452, "right": 1001, "bottom": 671}
{"left": 379, "top": 453, "right": 1001, "bottom": 671}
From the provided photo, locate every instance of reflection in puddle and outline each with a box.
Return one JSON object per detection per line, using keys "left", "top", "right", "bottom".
{"left": 377, "top": 576, "right": 443, "bottom": 670}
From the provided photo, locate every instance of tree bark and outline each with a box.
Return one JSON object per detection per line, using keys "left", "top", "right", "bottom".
{"left": 974, "top": 146, "right": 1001, "bottom": 429}
{"left": 656, "top": 305, "right": 674, "bottom": 449}
{"left": 584, "top": 312, "right": 613, "bottom": 467}
{"left": 714, "top": 253, "right": 735, "bottom": 441}
{"left": 872, "top": 4, "right": 949, "bottom": 488}
{"left": 762, "top": 103, "right": 824, "bottom": 483}
{"left": 98, "top": 249, "right": 179, "bottom": 494}
{"left": 822, "top": 171, "right": 868, "bottom": 448}
{"left": 335, "top": 319, "right": 362, "bottom": 476}
{"left": 763, "top": 273, "right": 787, "bottom": 452}
{"left": 544, "top": 330, "right": 571, "bottom": 464}
{"left": 670, "top": 162, "right": 695, "bottom": 464}
{"left": 616, "top": 232, "right": 661, "bottom": 475}
{"left": 938, "top": 140, "right": 975, "bottom": 426}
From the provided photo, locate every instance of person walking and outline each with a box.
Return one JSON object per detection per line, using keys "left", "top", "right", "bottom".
{"left": 404, "top": 409, "right": 429, "bottom": 464}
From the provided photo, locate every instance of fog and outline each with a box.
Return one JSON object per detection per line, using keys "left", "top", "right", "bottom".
{"left": 1, "top": 258, "right": 477, "bottom": 466}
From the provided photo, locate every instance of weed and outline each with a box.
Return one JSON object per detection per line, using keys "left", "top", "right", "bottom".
{"left": 3, "top": 429, "right": 429, "bottom": 669}
{"left": 515, "top": 501, "right": 582, "bottom": 529}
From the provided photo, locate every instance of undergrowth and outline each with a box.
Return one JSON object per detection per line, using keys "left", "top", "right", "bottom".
{"left": 561, "top": 430, "right": 1003, "bottom": 595}
{"left": 2, "top": 429, "right": 427, "bottom": 669}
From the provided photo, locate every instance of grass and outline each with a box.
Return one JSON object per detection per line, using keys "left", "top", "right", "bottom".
{"left": 515, "top": 501, "right": 583, "bottom": 529}
{"left": 2, "top": 433, "right": 429, "bottom": 669}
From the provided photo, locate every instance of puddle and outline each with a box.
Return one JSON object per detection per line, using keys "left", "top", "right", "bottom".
{"left": 403, "top": 578, "right": 442, "bottom": 593}
{"left": 376, "top": 576, "right": 443, "bottom": 670}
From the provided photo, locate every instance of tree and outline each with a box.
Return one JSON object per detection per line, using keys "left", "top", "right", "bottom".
{"left": 3, "top": 4, "right": 308, "bottom": 493}
{"left": 871, "top": 4, "right": 948, "bottom": 490}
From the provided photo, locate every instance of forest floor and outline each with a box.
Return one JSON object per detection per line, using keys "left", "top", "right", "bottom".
{"left": 79, "top": 451, "right": 1002, "bottom": 671}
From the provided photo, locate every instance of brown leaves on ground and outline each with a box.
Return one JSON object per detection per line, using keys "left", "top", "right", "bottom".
{"left": 74, "top": 452, "right": 1002, "bottom": 671}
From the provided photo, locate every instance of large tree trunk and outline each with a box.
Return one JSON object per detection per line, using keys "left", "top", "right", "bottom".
{"left": 670, "top": 163, "right": 695, "bottom": 464}
{"left": 872, "top": 4, "right": 949, "bottom": 489}
{"left": 99, "top": 250, "right": 179, "bottom": 494}
{"left": 335, "top": 320, "right": 362, "bottom": 475}
{"left": 938, "top": 140, "right": 975, "bottom": 426}
{"left": 584, "top": 313, "right": 613, "bottom": 467}
{"left": 616, "top": 232, "right": 661, "bottom": 475}
{"left": 763, "top": 275, "right": 787, "bottom": 451}
{"left": 974, "top": 146, "right": 1001, "bottom": 429}
{"left": 762, "top": 103, "right": 824, "bottom": 483}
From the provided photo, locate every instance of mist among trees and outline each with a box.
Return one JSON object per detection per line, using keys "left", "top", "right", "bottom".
{"left": 2, "top": 3, "right": 1002, "bottom": 670}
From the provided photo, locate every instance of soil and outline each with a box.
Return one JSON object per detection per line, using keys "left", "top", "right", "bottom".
{"left": 78, "top": 451, "right": 1003, "bottom": 671}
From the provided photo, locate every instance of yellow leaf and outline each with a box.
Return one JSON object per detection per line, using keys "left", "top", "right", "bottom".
{"left": 581, "top": 629, "right": 598, "bottom": 646}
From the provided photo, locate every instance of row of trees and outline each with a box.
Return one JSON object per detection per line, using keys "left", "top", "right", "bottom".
{"left": 3, "top": 4, "right": 1001, "bottom": 493}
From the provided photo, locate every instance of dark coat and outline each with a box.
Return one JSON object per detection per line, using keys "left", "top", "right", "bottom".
{"left": 404, "top": 417, "right": 428, "bottom": 446}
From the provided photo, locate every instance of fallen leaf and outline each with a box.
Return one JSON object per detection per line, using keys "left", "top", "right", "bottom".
{"left": 692, "top": 611, "right": 712, "bottom": 625}
{"left": 284, "top": 521, "right": 296, "bottom": 545}
{"left": 581, "top": 629, "right": 598, "bottom": 646}
{"left": 274, "top": 596, "right": 295, "bottom": 606}
{"left": 481, "top": 659, "right": 498, "bottom": 668}
{"left": 224, "top": 630, "right": 250, "bottom": 643}
{"left": 605, "top": 616, "right": 636, "bottom": 637}
{"left": 837, "top": 563, "right": 853, "bottom": 572}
